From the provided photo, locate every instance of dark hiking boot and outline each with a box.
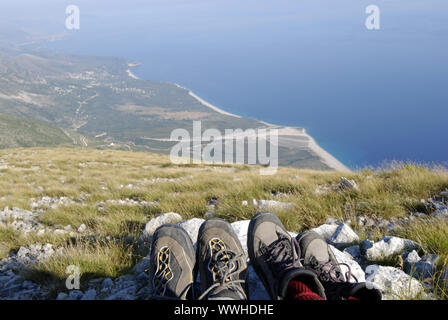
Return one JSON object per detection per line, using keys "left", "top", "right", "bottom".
{"left": 296, "top": 230, "right": 382, "bottom": 300}
{"left": 196, "top": 218, "right": 248, "bottom": 300}
{"left": 247, "top": 211, "right": 326, "bottom": 300}
{"left": 323, "top": 281, "right": 382, "bottom": 301}
{"left": 148, "top": 224, "right": 196, "bottom": 299}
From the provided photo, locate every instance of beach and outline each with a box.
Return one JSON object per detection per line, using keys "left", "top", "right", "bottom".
{"left": 173, "top": 84, "right": 351, "bottom": 172}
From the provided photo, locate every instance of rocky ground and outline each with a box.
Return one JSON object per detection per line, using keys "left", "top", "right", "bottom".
{"left": 1, "top": 185, "right": 448, "bottom": 300}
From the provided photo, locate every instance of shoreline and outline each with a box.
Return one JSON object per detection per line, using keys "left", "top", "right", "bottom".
{"left": 126, "top": 63, "right": 140, "bottom": 80}
{"left": 173, "top": 83, "right": 242, "bottom": 119}
{"left": 127, "top": 68, "right": 350, "bottom": 172}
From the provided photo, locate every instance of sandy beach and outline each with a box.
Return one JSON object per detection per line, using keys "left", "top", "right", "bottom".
{"left": 183, "top": 86, "right": 350, "bottom": 172}
{"left": 126, "top": 69, "right": 140, "bottom": 80}
{"left": 141, "top": 82, "right": 349, "bottom": 172}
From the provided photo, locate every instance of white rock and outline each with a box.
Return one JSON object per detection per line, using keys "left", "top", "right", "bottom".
{"left": 325, "top": 218, "right": 339, "bottom": 225}
{"left": 440, "top": 191, "right": 448, "bottom": 198}
{"left": 405, "top": 253, "right": 439, "bottom": 280}
{"left": 142, "top": 212, "right": 183, "bottom": 239}
{"left": 329, "top": 223, "right": 359, "bottom": 247}
{"left": 257, "top": 200, "right": 293, "bottom": 210}
{"left": 365, "top": 236, "right": 419, "bottom": 261}
{"left": 17, "top": 247, "right": 30, "bottom": 259}
{"left": 81, "top": 289, "right": 97, "bottom": 300}
{"left": 177, "top": 218, "right": 205, "bottom": 244}
{"left": 231, "top": 220, "right": 250, "bottom": 259}
{"left": 340, "top": 177, "right": 359, "bottom": 190}
{"left": 77, "top": 224, "right": 87, "bottom": 233}
{"left": 67, "top": 290, "right": 84, "bottom": 300}
{"left": 433, "top": 208, "right": 448, "bottom": 218}
{"left": 343, "top": 245, "right": 362, "bottom": 261}
{"left": 404, "top": 250, "right": 420, "bottom": 265}
{"left": 365, "top": 265, "right": 430, "bottom": 300}
{"left": 311, "top": 224, "right": 338, "bottom": 240}
{"left": 329, "top": 245, "right": 365, "bottom": 282}
{"left": 241, "top": 200, "right": 248, "bottom": 206}
{"left": 101, "top": 278, "right": 114, "bottom": 289}
{"left": 56, "top": 292, "right": 68, "bottom": 300}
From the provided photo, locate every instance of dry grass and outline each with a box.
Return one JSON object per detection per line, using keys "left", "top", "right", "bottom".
{"left": 0, "top": 148, "right": 447, "bottom": 295}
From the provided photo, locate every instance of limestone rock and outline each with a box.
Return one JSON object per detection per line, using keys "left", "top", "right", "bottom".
{"left": 231, "top": 220, "right": 250, "bottom": 259}
{"left": 404, "top": 252, "right": 439, "bottom": 280}
{"left": 340, "top": 177, "right": 359, "bottom": 190}
{"left": 365, "top": 265, "right": 430, "bottom": 300}
{"left": 177, "top": 218, "right": 205, "bottom": 244}
{"left": 329, "top": 223, "right": 359, "bottom": 247}
{"left": 311, "top": 224, "right": 338, "bottom": 240}
{"left": 77, "top": 224, "right": 87, "bottom": 233}
{"left": 343, "top": 245, "right": 362, "bottom": 262}
{"left": 142, "top": 212, "right": 183, "bottom": 239}
{"left": 257, "top": 200, "right": 293, "bottom": 211}
{"left": 364, "top": 236, "right": 419, "bottom": 261}
{"left": 330, "top": 245, "right": 365, "bottom": 283}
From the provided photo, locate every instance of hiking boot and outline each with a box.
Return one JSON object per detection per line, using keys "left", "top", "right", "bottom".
{"left": 247, "top": 211, "right": 326, "bottom": 300}
{"left": 148, "top": 224, "right": 196, "bottom": 299}
{"left": 323, "top": 281, "right": 382, "bottom": 301}
{"left": 196, "top": 218, "right": 248, "bottom": 300}
{"left": 296, "top": 230, "right": 382, "bottom": 300}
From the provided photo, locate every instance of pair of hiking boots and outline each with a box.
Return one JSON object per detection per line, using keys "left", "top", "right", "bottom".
{"left": 148, "top": 211, "right": 382, "bottom": 300}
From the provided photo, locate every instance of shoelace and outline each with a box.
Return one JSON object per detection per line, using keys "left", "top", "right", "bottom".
{"left": 310, "top": 258, "right": 358, "bottom": 283}
{"left": 261, "top": 234, "right": 303, "bottom": 274}
{"left": 198, "top": 249, "right": 246, "bottom": 300}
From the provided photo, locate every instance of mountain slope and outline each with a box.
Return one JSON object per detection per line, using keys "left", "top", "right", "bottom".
{"left": 0, "top": 112, "right": 100, "bottom": 149}
{"left": 0, "top": 113, "right": 73, "bottom": 148}
{"left": 0, "top": 48, "right": 348, "bottom": 171}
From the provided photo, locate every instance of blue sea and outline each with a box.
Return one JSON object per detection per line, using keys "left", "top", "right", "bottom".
{"left": 5, "top": 0, "right": 448, "bottom": 168}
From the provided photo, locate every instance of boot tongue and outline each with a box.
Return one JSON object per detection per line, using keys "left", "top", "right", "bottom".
{"left": 278, "top": 268, "right": 326, "bottom": 300}
{"left": 207, "top": 285, "right": 246, "bottom": 300}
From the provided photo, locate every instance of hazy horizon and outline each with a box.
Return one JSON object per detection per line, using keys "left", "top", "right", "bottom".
{"left": 1, "top": 0, "right": 447, "bottom": 168}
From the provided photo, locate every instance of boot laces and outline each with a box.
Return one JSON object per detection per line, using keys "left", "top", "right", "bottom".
{"left": 151, "top": 246, "right": 174, "bottom": 298}
{"left": 310, "top": 257, "right": 358, "bottom": 283}
{"left": 198, "top": 238, "right": 246, "bottom": 300}
{"left": 261, "top": 234, "right": 302, "bottom": 274}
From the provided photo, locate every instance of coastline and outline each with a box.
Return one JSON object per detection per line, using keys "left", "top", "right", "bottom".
{"left": 178, "top": 85, "right": 350, "bottom": 172}
{"left": 126, "top": 63, "right": 140, "bottom": 80}
{"left": 173, "top": 83, "right": 242, "bottom": 119}
{"left": 127, "top": 68, "right": 350, "bottom": 172}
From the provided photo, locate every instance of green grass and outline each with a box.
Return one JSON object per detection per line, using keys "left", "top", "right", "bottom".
{"left": 0, "top": 148, "right": 447, "bottom": 298}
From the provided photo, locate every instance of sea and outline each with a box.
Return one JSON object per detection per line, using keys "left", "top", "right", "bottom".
{"left": 17, "top": 0, "right": 448, "bottom": 168}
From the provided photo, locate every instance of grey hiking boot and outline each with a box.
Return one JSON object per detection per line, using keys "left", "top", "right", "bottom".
{"left": 247, "top": 211, "right": 326, "bottom": 300}
{"left": 196, "top": 218, "right": 248, "bottom": 300}
{"left": 296, "top": 230, "right": 382, "bottom": 300}
{"left": 148, "top": 224, "right": 196, "bottom": 300}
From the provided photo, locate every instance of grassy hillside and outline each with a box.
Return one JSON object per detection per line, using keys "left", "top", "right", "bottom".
{"left": 0, "top": 148, "right": 447, "bottom": 298}
{"left": 0, "top": 49, "right": 342, "bottom": 170}
{"left": 0, "top": 113, "right": 75, "bottom": 148}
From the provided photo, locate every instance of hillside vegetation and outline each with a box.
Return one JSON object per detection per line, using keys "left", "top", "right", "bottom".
{"left": 0, "top": 113, "right": 73, "bottom": 148}
{"left": 0, "top": 49, "right": 342, "bottom": 170}
{"left": 0, "top": 148, "right": 447, "bottom": 294}
{"left": 0, "top": 113, "right": 99, "bottom": 149}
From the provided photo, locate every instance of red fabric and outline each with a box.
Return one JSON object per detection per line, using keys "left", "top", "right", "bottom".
{"left": 286, "top": 280, "right": 324, "bottom": 301}
{"left": 347, "top": 296, "right": 360, "bottom": 301}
